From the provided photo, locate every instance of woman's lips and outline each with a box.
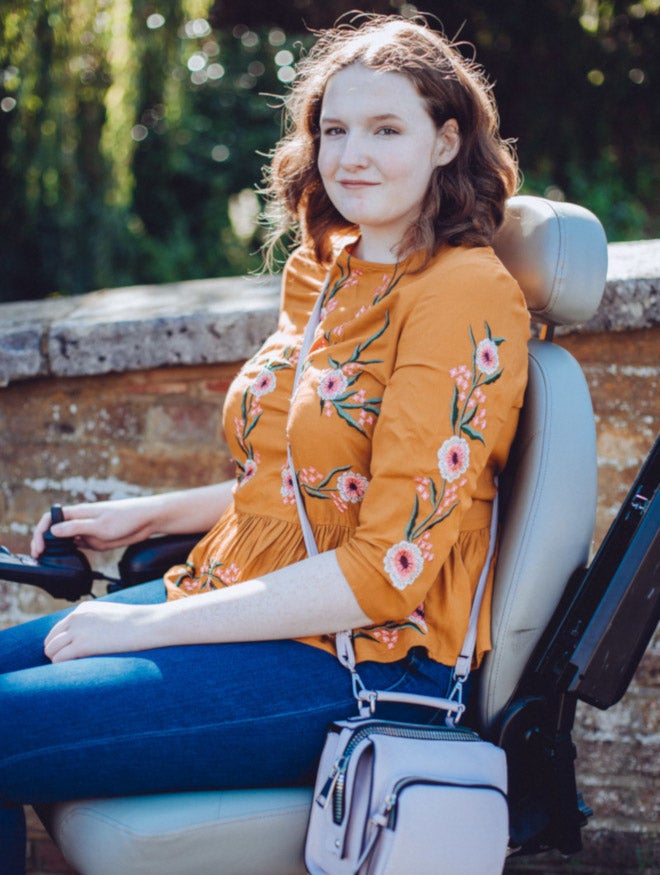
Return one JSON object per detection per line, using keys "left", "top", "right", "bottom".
{"left": 337, "top": 179, "right": 378, "bottom": 188}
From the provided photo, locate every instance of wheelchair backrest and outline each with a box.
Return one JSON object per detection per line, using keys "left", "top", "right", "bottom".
{"left": 479, "top": 196, "right": 608, "bottom": 731}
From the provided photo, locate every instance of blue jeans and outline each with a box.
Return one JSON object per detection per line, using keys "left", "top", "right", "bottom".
{"left": 0, "top": 580, "right": 463, "bottom": 874}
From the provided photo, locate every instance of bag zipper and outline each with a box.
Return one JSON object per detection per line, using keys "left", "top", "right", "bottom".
{"left": 316, "top": 721, "right": 480, "bottom": 825}
{"left": 381, "top": 775, "right": 508, "bottom": 830}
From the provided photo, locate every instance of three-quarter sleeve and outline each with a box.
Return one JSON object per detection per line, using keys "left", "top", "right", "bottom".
{"left": 335, "top": 247, "right": 530, "bottom": 625}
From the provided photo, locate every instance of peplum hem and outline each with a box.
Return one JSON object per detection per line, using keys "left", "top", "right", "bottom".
{"left": 163, "top": 505, "right": 494, "bottom": 669}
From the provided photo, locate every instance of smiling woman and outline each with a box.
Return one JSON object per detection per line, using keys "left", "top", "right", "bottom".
{"left": 0, "top": 15, "right": 529, "bottom": 875}
{"left": 265, "top": 15, "right": 517, "bottom": 267}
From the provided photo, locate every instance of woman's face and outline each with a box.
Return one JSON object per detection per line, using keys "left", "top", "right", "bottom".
{"left": 318, "top": 63, "right": 459, "bottom": 263}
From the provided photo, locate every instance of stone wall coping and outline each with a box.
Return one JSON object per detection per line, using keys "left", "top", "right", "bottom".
{"left": 1, "top": 238, "right": 658, "bottom": 386}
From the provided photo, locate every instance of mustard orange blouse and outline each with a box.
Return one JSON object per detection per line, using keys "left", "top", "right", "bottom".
{"left": 164, "top": 242, "right": 530, "bottom": 667}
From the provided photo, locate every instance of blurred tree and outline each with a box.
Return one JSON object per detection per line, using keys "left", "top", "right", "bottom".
{"left": 0, "top": 0, "right": 121, "bottom": 298}
{"left": 0, "top": 0, "right": 658, "bottom": 302}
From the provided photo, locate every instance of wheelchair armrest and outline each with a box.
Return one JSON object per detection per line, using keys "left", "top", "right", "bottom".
{"left": 115, "top": 533, "right": 204, "bottom": 589}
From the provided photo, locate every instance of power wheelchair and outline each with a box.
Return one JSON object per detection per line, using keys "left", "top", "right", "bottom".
{"left": 1, "top": 196, "right": 658, "bottom": 874}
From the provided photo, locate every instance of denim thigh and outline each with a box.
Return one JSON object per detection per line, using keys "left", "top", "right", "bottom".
{"left": 0, "top": 584, "right": 458, "bottom": 806}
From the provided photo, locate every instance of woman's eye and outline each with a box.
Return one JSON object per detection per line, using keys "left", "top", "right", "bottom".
{"left": 322, "top": 127, "right": 344, "bottom": 137}
{"left": 376, "top": 126, "right": 399, "bottom": 136}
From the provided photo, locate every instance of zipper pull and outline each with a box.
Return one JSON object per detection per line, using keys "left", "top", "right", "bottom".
{"left": 380, "top": 791, "right": 398, "bottom": 829}
{"left": 315, "top": 757, "right": 345, "bottom": 808}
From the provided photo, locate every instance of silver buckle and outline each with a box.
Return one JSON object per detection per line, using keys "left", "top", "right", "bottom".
{"left": 445, "top": 677, "right": 466, "bottom": 726}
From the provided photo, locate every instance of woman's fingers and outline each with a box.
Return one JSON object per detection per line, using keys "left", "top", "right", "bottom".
{"left": 43, "top": 620, "right": 73, "bottom": 662}
{"left": 31, "top": 500, "right": 153, "bottom": 557}
{"left": 43, "top": 601, "right": 162, "bottom": 662}
{"left": 30, "top": 510, "right": 56, "bottom": 557}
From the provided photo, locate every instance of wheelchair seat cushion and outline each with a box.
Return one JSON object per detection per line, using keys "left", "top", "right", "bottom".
{"left": 37, "top": 788, "right": 312, "bottom": 875}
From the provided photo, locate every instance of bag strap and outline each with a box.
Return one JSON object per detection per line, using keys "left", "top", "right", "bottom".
{"left": 287, "top": 273, "right": 498, "bottom": 724}
{"left": 286, "top": 280, "right": 329, "bottom": 558}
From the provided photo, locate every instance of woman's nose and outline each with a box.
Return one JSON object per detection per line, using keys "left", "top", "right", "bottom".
{"left": 339, "top": 133, "right": 369, "bottom": 169}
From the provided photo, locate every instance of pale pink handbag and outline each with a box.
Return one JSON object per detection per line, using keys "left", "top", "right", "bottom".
{"left": 289, "top": 285, "right": 509, "bottom": 874}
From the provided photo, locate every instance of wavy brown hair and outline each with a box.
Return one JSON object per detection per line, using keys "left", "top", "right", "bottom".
{"left": 262, "top": 14, "right": 518, "bottom": 267}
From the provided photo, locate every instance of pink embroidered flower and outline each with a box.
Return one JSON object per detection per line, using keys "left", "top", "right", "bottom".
{"left": 280, "top": 464, "right": 296, "bottom": 503}
{"left": 373, "top": 627, "right": 398, "bottom": 649}
{"left": 217, "top": 563, "right": 241, "bottom": 586}
{"left": 383, "top": 540, "right": 424, "bottom": 590}
{"left": 332, "top": 493, "right": 348, "bottom": 513}
{"left": 299, "top": 466, "right": 322, "bottom": 485}
{"left": 347, "top": 388, "right": 374, "bottom": 430}
{"left": 449, "top": 364, "right": 471, "bottom": 399}
{"left": 437, "top": 483, "right": 459, "bottom": 515}
{"left": 473, "top": 409, "right": 487, "bottom": 430}
{"left": 320, "top": 298, "right": 338, "bottom": 320}
{"left": 179, "top": 576, "right": 202, "bottom": 594}
{"left": 475, "top": 338, "right": 499, "bottom": 375}
{"left": 417, "top": 531, "right": 435, "bottom": 562}
{"left": 438, "top": 436, "right": 470, "bottom": 483}
{"left": 317, "top": 369, "right": 348, "bottom": 401}
{"left": 237, "top": 458, "right": 258, "bottom": 488}
{"left": 251, "top": 368, "right": 276, "bottom": 397}
{"left": 337, "top": 471, "right": 369, "bottom": 503}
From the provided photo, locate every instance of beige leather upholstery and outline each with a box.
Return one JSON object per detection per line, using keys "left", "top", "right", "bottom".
{"left": 38, "top": 789, "right": 311, "bottom": 875}
{"left": 477, "top": 195, "right": 607, "bottom": 729}
{"left": 40, "top": 196, "right": 608, "bottom": 874}
{"left": 494, "top": 196, "right": 607, "bottom": 325}
{"left": 477, "top": 338, "right": 599, "bottom": 729}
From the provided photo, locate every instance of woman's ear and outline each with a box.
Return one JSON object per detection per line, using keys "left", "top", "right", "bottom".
{"left": 434, "top": 119, "right": 461, "bottom": 167}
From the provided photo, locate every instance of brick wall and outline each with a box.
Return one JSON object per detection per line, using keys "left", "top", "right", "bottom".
{"left": 1, "top": 326, "right": 658, "bottom": 873}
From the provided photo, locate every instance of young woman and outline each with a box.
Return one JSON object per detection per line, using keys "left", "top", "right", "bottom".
{"left": 0, "top": 15, "right": 529, "bottom": 872}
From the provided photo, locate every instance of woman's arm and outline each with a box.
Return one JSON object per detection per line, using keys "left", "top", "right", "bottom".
{"left": 43, "top": 550, "right": 371, "bottom": 662}
{"left": 31, "top": 481, "right": 235, "bottom": 557}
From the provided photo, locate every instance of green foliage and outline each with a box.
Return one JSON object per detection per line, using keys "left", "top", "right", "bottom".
{"left": 0, "top": 0, "right": 658, "bottom": 302}
{"left": 0, "top": 1, "right": 309, "bottom": 301}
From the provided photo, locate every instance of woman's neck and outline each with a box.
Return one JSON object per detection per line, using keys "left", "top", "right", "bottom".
{"left": 352, "top": 234, "right": 400, "bottom": 264}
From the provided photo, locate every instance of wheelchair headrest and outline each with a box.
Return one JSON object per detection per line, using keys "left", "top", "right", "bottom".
{"left": 494, "top": 196, "right": 608, "bottom": 327}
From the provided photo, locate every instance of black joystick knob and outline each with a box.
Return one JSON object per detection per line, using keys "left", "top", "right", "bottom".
{"left": 38, "top": 505, "right": 95, "bottom": 598}
{"left": 51, "top": 505, "right": 65, "bottom": 525}
{"left": 0, "top": 505, "right": 95, "bottom": 600}
{"left": 42, "top": 505, "right": 77, "bottom": 556}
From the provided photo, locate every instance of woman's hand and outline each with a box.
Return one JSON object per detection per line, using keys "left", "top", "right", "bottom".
{"left": 30, "top": 482, "right": 235, "bottom": 559}
{"left": 30, "top": 497, "right": 161, "bottom": 558}
{"left": 44, "top": 601, "right": 164, "bottom": 662}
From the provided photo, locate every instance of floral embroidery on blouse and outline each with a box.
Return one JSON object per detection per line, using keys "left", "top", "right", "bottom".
{"left": 280, "top": 463, "right": 369, "bottom": 513}
{"left": 320, "top": 256, "right": 362, "bottom": 317}
{"left": 323, "top": 257, "right": 406, "bottom": 340}
{"left": 234, "top": 347, "right": 296, "bottom": 487}
{"left": 316, "top": 314, "right": 389, "bottom": 436}
{"left": 170, "top": 558, "right": 242, "bottom": 593}
{"left": 355, "top": 605, "right": 428, "bottom": 649}
{"left": 301, "top": 466, "right": 369, "bottom": 512}
{"left": 383, "top": 322, "right": 505, "bottom": 591}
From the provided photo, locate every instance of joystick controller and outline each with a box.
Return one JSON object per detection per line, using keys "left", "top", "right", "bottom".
{"left": 0, "top": 505, "right": 95, "bottom": 600}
